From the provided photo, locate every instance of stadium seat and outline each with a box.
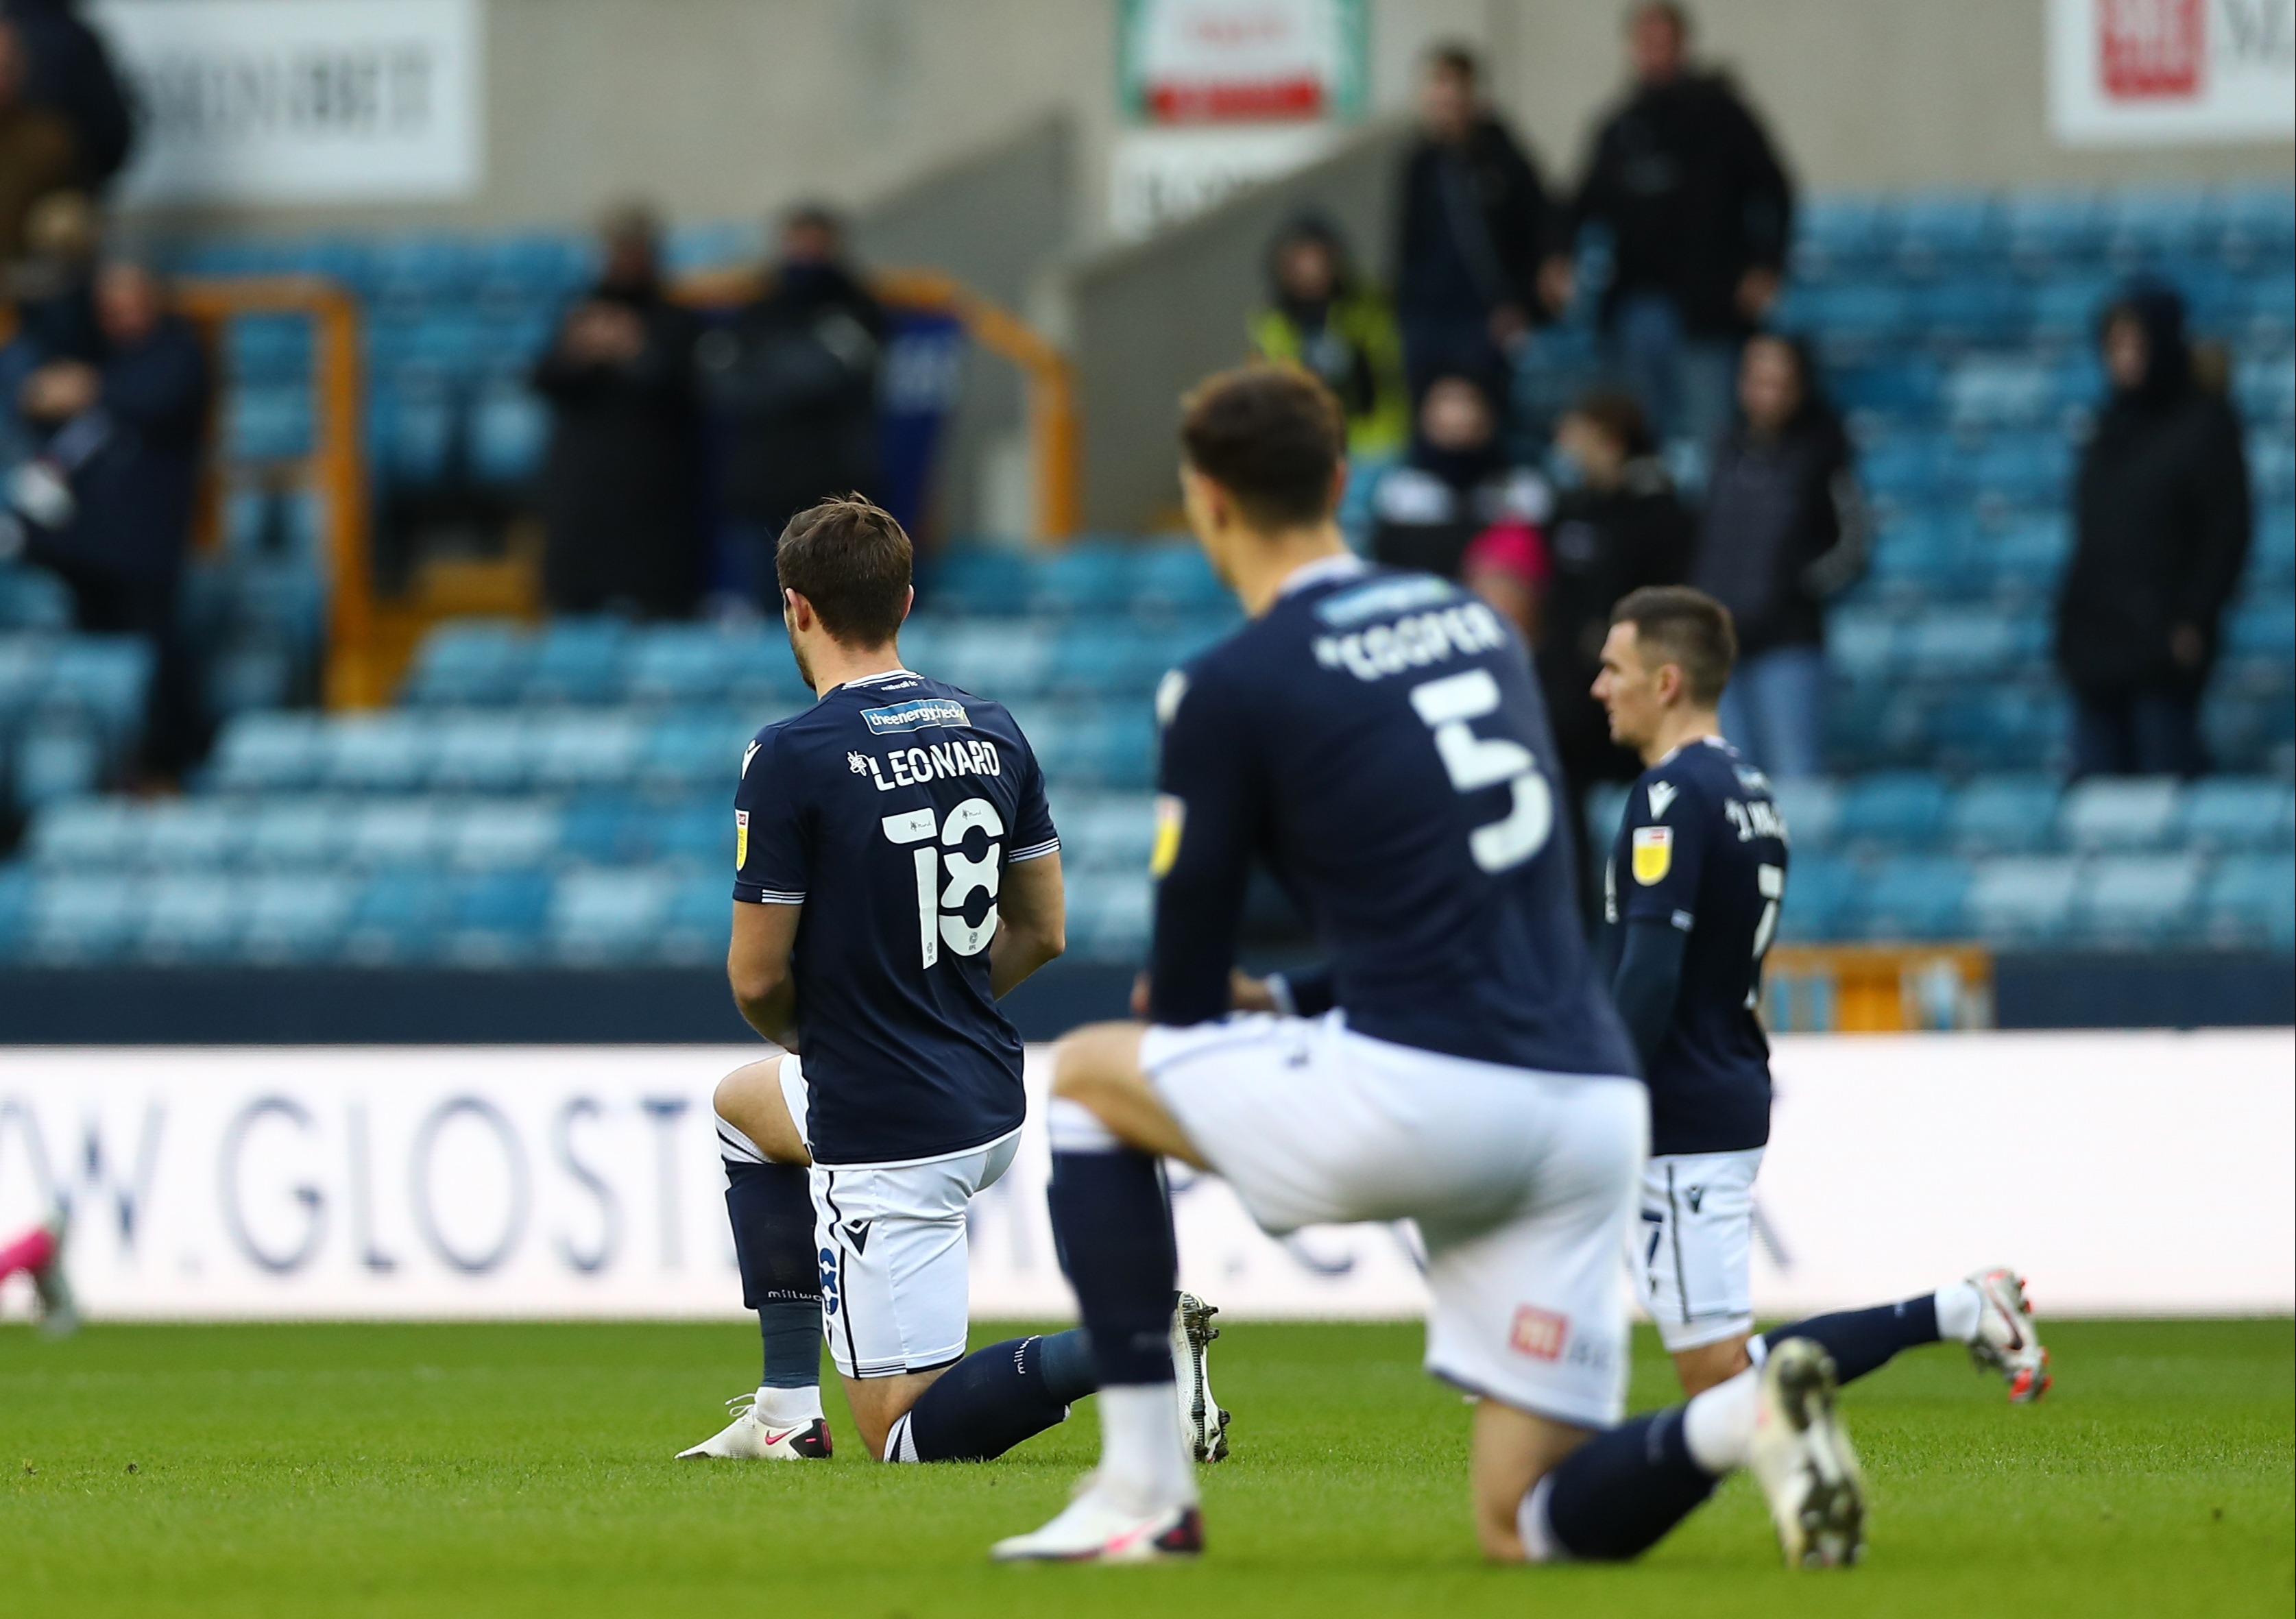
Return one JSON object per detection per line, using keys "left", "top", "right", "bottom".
{"left": 1028, "top": 544, "right": 1136, "bottom": 616}
{"left": 208, "top": 711, "right": 327, "bottom": 792}
{"left": 659, "top": 875, "right": 736, "bottom": 964}
{"left": 1059, "top": 792, "right": 1157, "bottom": 873}
{"left": 345, "top": 800, "right": 450, "bottom": 868}
{"left": 2060, "top": 777, "right": 2181, "bottom": 850}
{"left": 927, "top": 550, "right": 1032, "bottom": 616}
{"left": 640, "top": 710, "right": 751, "bottom": 790}
{"left": 525, "top": 620, "right": 630, "bottom": 705}
{"left": 1766, "top": 777, "right": 1840, "bottom": 849}
{"left": 402, "top": 620, "right": 531, "bottom": 707}
{"left": 1064, "top": 870, "right": 1152, "bottom": 962}
{"left": 624, "top": 626, "right": 736, "bottom": 705}
{"left": 343, "top": 870, "right": 451, "bottom": 963}
{"left": 2078, "top": 853, "right": 2206, "bottom": 947}
{"left": 470, "top": 384, "right": 551, "bottom": 485}
{"left": 448, "top": 801, "right": 561, "bottom": 870}
{"left": 430, "top": 712, "right": 538, "bottom": 793}
{"left": 26, "top": 872, "right": 139, "bottom": 963}
{"left": 322, "top": 713, "right": 435, "bottom": 792}
{"left": 530, "top": 711, "right": 643, "bottom": 789}
{"left": 1836, "top": 771, "right": 1950, "bottom": 849}
{"left": 138, "top": 873, "right": 245, "bottom": 962}
{"left": 1965, "top": 855, "right": 2083, "bottom": 944}
{"left": 0, "top": 564, "right": 73, "bottom": 631}
{"left": 1776, "top": 854, "right": 1859, "bottom": 941}
{"left": 27, "top": 798, "right": 138, "bottom": 868}
{"left": 1946, "top": 774, "right": 2062, "bottom": 853}
{"left": 2201, "top": 852, "right": 2296, "bottom": 949}
{"left": 241, "top": 872, "right": 358, "bottom": 962}
{"left": 1855, "top": 854, "right": 1972, "bottom": 940}
{"left": 244, "top": 796, "right": 346, "bottom": 869}
{"left": 10, "top": 715, "right": 105, "bottom": 810}
{"left": 442, "top": 869, "right": 551, "bottom": 966}
{"left": 548, "top": 867, "right": 680, "bottom": 964}
{"left": 2177, "top": 777, "right": 2296, "bottom": 852}
{"left": 645, "top": 800, "right": 727, "bottom": 866}
{"left": 145, "top": 799, "right": 249, "bottom": 869}
{"left": 936, "top": 620, "right": 1058, "bottom": 697}
{"left": 0, "top": 866, "right": 29, "bottom": 959}
{"left": 1893, "top": 193, "right": 2003, "bottom": 278}
{"left": 558, "top": 794, "right": 644, "bottom": 866}
{"left": 2003, "top": 191, "right": 2107, "bottom": 271}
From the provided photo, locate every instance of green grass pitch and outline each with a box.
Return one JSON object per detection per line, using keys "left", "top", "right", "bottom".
{"left": 1, "top": 1317, "right": 2288, "bottom": 1618}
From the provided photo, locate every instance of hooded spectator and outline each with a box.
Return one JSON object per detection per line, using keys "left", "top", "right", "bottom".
{"left": 1536, "top": 389, "right": 1694, "bottom": 917}
{"left": 531, "top": 204, "right": 703, "bottom": 618}
{"left": 1690, "top": 332, "right": 1865, "bottom": 780}
{"left": 1, "top": 0, "right": 130, "bottom": 193}
{"left": 21, "top": 261, "right": 210, "bottom": 779}
{"left": 1566, "top": 3, "right": 1793, "bottom": 450}
{"left": 2057, "top": 280, "right": 2251, "bottom": 779}
{"left": 1370, "top": 373, "right": 1550, "bottom": 634}
{"left": 1392, "top": 44, "right": 1568, "bottom": 402}
{"left": 699, "top": 202, "right": 885, "bottom": 609}
{"left": 0, "top": 19, "right": 77, "bottom": 263}
{"left": 1248, "top": 213, "right": 1407, "bottom": 461}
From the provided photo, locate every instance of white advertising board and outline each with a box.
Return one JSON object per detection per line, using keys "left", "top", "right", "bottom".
{"left": 2049, "top": 0, "right": 2296, "bottom": 145}
{"left": 0, "top": 1031, "right": 2288, "bottom": 1323}
{"left": 92, "top": 0, "right": 483, "bottom": 205}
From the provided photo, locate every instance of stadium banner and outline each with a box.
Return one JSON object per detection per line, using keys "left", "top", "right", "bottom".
{"left": 91, "top": 0, "right": 484, "bottom": 205}
{"left": 1117, "top": 0, "right": 1368, "bottom": 124}
{"left": 1, "top": 1031, "right": 2289, "bottom": 1323}
{"left": 2047, "top": 0, "right": 2296, "bottom": 145}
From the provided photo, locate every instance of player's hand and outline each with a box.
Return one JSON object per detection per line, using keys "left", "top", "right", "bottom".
{"left": 1130, "top": 971, "right": 1150, "bottom": 1019}
{"left": 1228, "top": 970, "right": 1277, "bottom": 1014}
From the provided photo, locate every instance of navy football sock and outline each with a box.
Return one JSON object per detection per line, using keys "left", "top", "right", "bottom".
{"left": 1535, "top": 1407, "right": 1719, "bottom": 1561}
{"left": 889, "top": 1330, "right": 1096, "bottom": 1461}
{"left": 1760, "top": 1293, "right": 1941, "bottom": 1386}
{"left": 723, "top": 1158, "right": 821, "bottom": 1389}
{"left": 1047, "top": 1147, "right": 1177, "bottom": 1387}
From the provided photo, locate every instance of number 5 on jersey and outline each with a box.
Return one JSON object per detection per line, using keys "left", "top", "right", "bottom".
{"left": 1410, "top": 669, "right": 1554, "bottom": 873}
{"left": 882, "top": 797, "right": 1004, "bottom": 968}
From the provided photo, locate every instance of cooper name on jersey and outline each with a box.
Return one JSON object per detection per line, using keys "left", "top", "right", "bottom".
{"left": 1311, "top": 596, "right": 1512, "bottom": 683}
{"left": 848, "top": 738, "right": 1006, "bottom": 792}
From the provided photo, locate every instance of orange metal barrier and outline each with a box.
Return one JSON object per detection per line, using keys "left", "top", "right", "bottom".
{"left": 1764, "top": 944, "right": 1996, "bottom": 1033}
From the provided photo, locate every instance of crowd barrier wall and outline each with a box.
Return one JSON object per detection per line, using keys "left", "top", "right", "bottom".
{"left": 1, "top": 1031, "right": 2287, "bottom": 1324}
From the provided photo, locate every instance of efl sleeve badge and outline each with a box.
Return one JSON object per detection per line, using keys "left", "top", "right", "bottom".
{"left": 1631, "top": 824, "right": 1673, "bottom": 885}
{"left": 735, "top": 808, "right": 750, "bottom": 871}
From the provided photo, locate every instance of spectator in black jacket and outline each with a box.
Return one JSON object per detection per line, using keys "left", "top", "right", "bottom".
{"left": 3, "top": 0, "right": 130, "bottom": 193}
{"left": 2057, "top": 281, "right": 2250, "bottom": 779}
{"left": 532, "top": 205, "right": 702, "bottom": 619}
{"left": 1690, "top": 334, "right": 1865, "bottom": 780}
{"left": 1537, "top": 389, "right": 1693, "bottom": 919}
{"left": 1565, "top": 3, "right": 1792, "bottom": 453}
{"left": 1392, "top": 45, "right": 1568, "bottom": 403}
{"left": 699, "top": 203, "right": 885, "bottom": 609}
{"left": 21, "top": 261, "right": 209, "bottom": 779}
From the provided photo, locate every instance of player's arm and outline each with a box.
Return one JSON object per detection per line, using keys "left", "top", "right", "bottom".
{"left": 728, "top": 899, "right": 803, "bottom": 1047}
{"left": 989, "top": 849, "right": 1065, "bottom": 997}
{"left": 1609, "top": 773, "right": 1709, "bottom": 1069}
{"left": 1145, "top": 672, "right": 1262, "bottom": 1025}
{"left": 1610, "top": 920, "right": 1687, "bottom": 1069}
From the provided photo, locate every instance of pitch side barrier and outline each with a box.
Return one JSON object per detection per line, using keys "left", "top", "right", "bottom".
{"left": 0, "top": 1031, "right": 2287, "bottom": 1324}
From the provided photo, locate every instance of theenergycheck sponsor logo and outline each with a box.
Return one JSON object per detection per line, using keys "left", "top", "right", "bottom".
{"left": 862, "top": 698, "right": 969, "bottom": 735}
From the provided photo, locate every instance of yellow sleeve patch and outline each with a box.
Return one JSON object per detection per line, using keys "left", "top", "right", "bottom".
{"left": 1149, "top": 794, "right": 1186, "bottom": 879}
{"left": 735, "top": 809, "right": 749, "bottom": 871}
{"left": 1631, "top": 825, "right": 1673, "bottom": 885}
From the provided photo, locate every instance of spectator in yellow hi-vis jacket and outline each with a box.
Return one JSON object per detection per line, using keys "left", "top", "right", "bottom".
{"left": 1248, "top": 213, "right": 1407, "bottom": 461}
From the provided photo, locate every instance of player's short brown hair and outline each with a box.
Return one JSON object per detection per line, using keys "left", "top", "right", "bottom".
{"left": 1612, "top": 585, "right": 1737, "bottom": 707}
{"left": 1179, "top": 365, "right": 1346, "bottom": 531}
{"left": 775, "top": 496, "right": 912, "bottom": 647}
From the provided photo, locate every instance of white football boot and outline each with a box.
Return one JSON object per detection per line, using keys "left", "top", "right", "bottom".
{"left": 1966, "top": 1266, "right": 2051, "bottom": 1403}
{"left": 31, "top": 1208, "right": 76, "bottom": 1339}
{"left": 990, "top": 1473, "right": 1205, "bottom": 1563}
{"left": 675, "top": 1393, "right": 832, "bottom": 1460}
{"left": 1172, "top": 1291, "right": 1231, "bottom": 1463}
{"left": 1749, "top": 1337, "right": 1865, "bottom": 1570}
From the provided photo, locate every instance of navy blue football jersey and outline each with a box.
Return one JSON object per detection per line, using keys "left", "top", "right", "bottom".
{"left": 1148, "top": 557, "right": 1636, "bottom": 1080}
{"left": 733, "top": 669, "right": 1059, "bottom": 1166}
{"left": 1603, "top": 736, "right": 1787, "bottom": 1154}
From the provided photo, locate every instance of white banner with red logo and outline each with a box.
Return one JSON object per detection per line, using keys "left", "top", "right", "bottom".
{"left": 1, "top": 1031, "right": 2288, "bottom": 1323}
{"left": 2049, "top": 0, "right": 2296, "bottom": 145}
{"left": 1119, "top": 0, "right": 1366, "bottom": 124}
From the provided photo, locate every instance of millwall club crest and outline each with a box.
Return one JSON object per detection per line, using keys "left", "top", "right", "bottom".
{"left": 1632, "top": 825, "right": 1673, "bottom": 885}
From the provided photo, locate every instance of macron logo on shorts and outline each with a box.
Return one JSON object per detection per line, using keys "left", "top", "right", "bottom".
{"left": 862, "top": 698, "right": 969, "bottom": 735}
{"left": 1509, "top": 1306, "right": 1569, "bottom": 1362}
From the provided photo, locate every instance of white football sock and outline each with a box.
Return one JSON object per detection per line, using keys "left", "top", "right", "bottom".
{"left": 757, "top": 1385, "right": 823, "bottom": 1426}
{"left": 1682, "top": 1366, "right": 1761, "bottom": 1476}
{"left": 1096, "top": 1383, "right": 1198, "bottom": 1511}
{"left": 1934, "top": 1280, "right": 1985, "bottom": 1343}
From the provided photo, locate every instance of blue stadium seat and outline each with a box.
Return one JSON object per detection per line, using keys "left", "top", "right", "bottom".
{"left": 1059, "top": 792, "right": 1157, "bottom": 872}
{"left": 224, "top": 313, "right": 312, "bottom": 382}
{"left": 2249, "top": 430, "right": 2296, "bottom": 504}
{"left": 2178, "top": 777, "right": 2296, "bottom": 852}
{"left": 640, "top": 711, "right": 749, "bottom": 790}
{"left": 243, "top": 796, "right": 345, "bottom": 868}
{"left": 138, "top": 873, "right": 244, "bottom": 962}
{"left": 660, "top": 874, "right": 736, "bottom": 964}
{"left": 559, "top": 794, "right": 645, "bottom": 866}
{"left": 47, "top": 638, "right": 154, "bottom": 742}
{"left": 444, "top": 869, "right": 551, "bottom": 965}
{"left": 430, "top": 712, "right": 537, "bottom": 793}
{"left": 1898, "top": 611, "right": 2025, "bottom": 679}
{"left": 1965, "top": 855, "right": 2083, "bottom": 943}
{"left": 402, "top": 620, "right": 531, "bottom": 707}
{"left": 2025, "top": 276, "right": 2117, "bottom": 343}
{"left": 2105, "top": 188, "right": 2212, "bottom": 267}
{"left": 1946, "top": 774, "right": 2062, "bottom": 854}
{"left": 145, "top": 799, "right": 247, "bottom": 869}
{"left": 1776, "top": 854, "right": 1859, "bottom": 941}
{"left": 1861, "top": 513, "right": 1966, "bottom": 600}
{"left": 936, "top": 620, "right": 1056, "bottom": 696}
{"left": 0, "top": 564, "right": 71, "bottom": 631}
{"left": 343, "top": 870, "right": 451, "bottom": 964}
{"left": 2234, "top": 356, "right": 2295, "bottom": 426}
{"left": 2250, "top": 507, "right": 2296, "bottom": 592}
{"left": 624, "top": 626, "right": 736, "bottom": 705}
{"left": 1893, "top": 194, "right": 2003, "bottom": 278}
{"left": 548, "top": 867, "right": 680, "bottom": 964}
{"left": 1910, "top": 279, "right": 2028, "bottom": 348}
{"left": 2216, "top": 186, "right": 2296, "bottom": 266}
{"left": 2003, "top": 192, "right": 2107, "bottom": 273}
{"left": 525, "top": 619, "right": 630, "bottom": 704}
{"left": 241, "top": 872, "right": 359, "bottom": 962}
{"left": 469, "top": 384, "right": 550, "bottom": 485}
{"left": 530, "top": 711, "right": 643, "bottom": 790}
{"left": 345, "top": 800, "right": 450, "bottom": 868}
{"left": 26, "top": 872, "right": 138, "bottom": 963}
{"left": 1028, "top": 544, "right": 1136, "bottom": 616}
{"left": 1791, "top": 197, "right": 1893, "bottom": 283}
{"left": 322, "top": 713, "right": 434, "bottom": 792}
{"left": 1979, "top": 516, "right": 2072, "bottom": 600}
{"left": 0, "top": 866, "right": 30, "bottom": 960}
{"left": 2078, "top": 853, "right": 2206, "bottom": 947}
{"left": 10, "top": 714, "right": 104, "bottom": 809}
{"left": 2201, "top": 852, "right": 2296, "bottom": 949}
{"left": 225, "top": 387, "right": 313, "bottom": 462}
{"left": 1836, "top": 771, "right": 1950, "bottom": 849}
{"left": 1944, "top": 356, "right": 2057, "bottom": 428}
{"left": 1064, "top": 870, "right": 1152, "bottom": 962}
{"left": 928, "top": 550, "right": 1032, "bottom": 616}
{"left": 1965, "top": 434, "right": 2071, "bottom": 506}
{"left": 1826, "top": 609, "right": 1898, "bottom": 683}
{"left": 27, "top": 797, "right": 138, "bottom": 867}
{"left": 644, "top": 801, "right": 727, "bottom": 867}
{"left": 1767, "top": 777, "right": 1841, "bottom": 850}
{"left": 2060, "top": 777, "right": 2182, "bottom": 850}
{"left": 370, "top": 385, "right": 457, "bottom": 487}
{"left": 447, "top": 801, "right": 561, "bottom": 871}
{"left": 1584, "top": 782, "right": 1630, "bottom": 858}
{"left": 1130, "top": 545, "right": 1227, "bottom": 613}
{"left": 1855, "top": 854, "right": 1971, "bottom": 940}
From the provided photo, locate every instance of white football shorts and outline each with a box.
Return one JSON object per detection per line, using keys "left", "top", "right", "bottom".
{"left": 1636, "top": 1147, "right": 1764, "bottom": 1353}
{"left": 777, "top": 1055, "right": 1020, "bottom": 1380}
{"left": 1141, "top": 1012, "right": 1647, "bottom": 1429}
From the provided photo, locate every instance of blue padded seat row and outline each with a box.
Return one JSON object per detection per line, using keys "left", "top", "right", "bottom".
{"left": 1061, "top": 870, "right": 1154, "bottom": 962}
{"left": 1054, "top": 793, "right": 1159, "bottom": 873}
{"left": 925, "top": 544, "right": 1231, "bottom": 619}
{"left": 2201, "top": 853, "right": 2296, "bottom": 949}
{"left": 399, "top": 618, "right": 817, "bottom": 708}
{"left": 1739, "top": 773, "right": 2293, "bottom": 860}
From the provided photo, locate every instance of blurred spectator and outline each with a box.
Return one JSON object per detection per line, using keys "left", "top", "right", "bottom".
{"left": 19, "top": 261, "right": 210, "bottom": 779}
{"left": 1690, "top": 334, "right": 1864, "bottom": 780}
{"left": 1392, "top": 44, "right": 1567, "bottom": 402}
{"left": 1249, "top": 213, "right": 1407, "bottom": 461}
{"left": 1565, "top": 3, "right": 1792, "bottom": 452}
{"left": 1536, "top": 389, "right": 1693, "bottom": 914}
{"left": 0, "top": 186, "right": 96, "bottom": 468}
{"left": 0, "top": 19, "right": 77, "bottom": 263}
{"left": 699, "top": 202, "right": 885, "bottom": 609}
{"left": 2, "top": 0, "right": 130, "bottom": 193}
{"left": 531, "top": 204, "right": 703, "bottom": 619}
{"left": 2057, "top": 281, "right": 2251, "bottom": 780}
{"left": 1370, "top": 373, "right": 1550, "bottom": 624}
